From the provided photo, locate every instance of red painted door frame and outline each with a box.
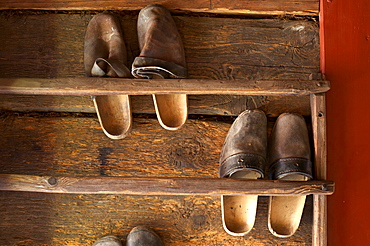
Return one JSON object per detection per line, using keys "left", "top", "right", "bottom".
{"left": 321, "top": 0, "right": 370, "bottom": 245}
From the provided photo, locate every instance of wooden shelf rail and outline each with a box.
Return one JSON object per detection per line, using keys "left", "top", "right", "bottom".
{"left": 311, "top": 93, "right": 328, "bottom": 246}
{"left": 0, "top": 0, "right": 319, "bottom": 16}
{"left": 0, "top": 78, "right": 330, "bottom": 96}
{"left": 0, "top": 174, "right": 334, "bottom": 196}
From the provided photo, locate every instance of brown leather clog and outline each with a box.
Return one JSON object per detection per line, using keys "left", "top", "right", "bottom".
{"left": 268, "top": 113, "right": 313, "bottom": 237}
{"left": 126, "top": 226, "right": 163, "bottom": 246}
{"left": 219, "top": 110, "right": 267, "bottom": 236}
{"left": 132, "top": 4, "right": 187, "bottom": 130}
{"left": 84, "top": 13, "right": 132, "bottom": 139}
{"left": 92, "top": 235, "right": 122, "bottom": 246}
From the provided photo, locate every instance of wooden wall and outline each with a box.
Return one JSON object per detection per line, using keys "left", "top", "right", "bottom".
{"left": 0, "top": 1, "right": 320, "bottom": 245}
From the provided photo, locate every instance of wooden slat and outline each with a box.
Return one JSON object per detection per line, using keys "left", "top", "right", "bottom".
{"left": 0, "top": 174, "right": 334, "bottom": 196}
{"left": 0, "top": 77, "right": 329, "bottom": 96}
{"left": 0, "top": 15, "right": 320, "bottom": 79}
{"left": 0, "top": 193, "right": 313, "bottom": 245}
{"left": 0, "top": 114, "right": 316, "bottom": 179}
{"left": 0, "top": 15, "right": 321, "bottom": 81}
{"left": 0, "top": 0, "right": 319, "bottom": 16}
{"left": 310, "top": 93, "right": 328, "bottom": 246}
{"left": 0, "top": 94, "right": 312, "bottom": 117}
{"left": 311, "top": 93, "right": 327, "bottom": 179}
{"left": 0, "top": 116, "right": 230, "bottom": 178}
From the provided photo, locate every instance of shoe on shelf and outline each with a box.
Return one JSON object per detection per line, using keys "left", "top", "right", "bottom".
{"left": 92, "top": 235, "right": 122, "bottom": 246}
{"left": 126, "top": 226, "right": 164, "bottom": 246}
{"left": 132, "top": 4, "right": 188, "bottom": 131}
{"left": 219, "top": 109, "right": 267, "bottom": 236}
{"left": 268, "top": 113, "right": 313, "bottom": 237}
{"left": 84, "top": 13, "right": 132, "bottom": 139}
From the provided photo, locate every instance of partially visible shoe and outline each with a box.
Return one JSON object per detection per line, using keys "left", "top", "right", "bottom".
{"left": 132, "top": 4, "right": 187, "bottom": 131}
{"left": 126, "top": 226, "right": 163, "bottom": 246}
{"left": 219, "top": 109, "right": 267, "bottom": 236}
{"left": 267, "top": 113, "right": 313, "bottom": 237}
{"left": 84, "top": 13, "right": 132, "bottom": 139}
{"left": 93, "top": 235, "right": 122, "bottom": 246}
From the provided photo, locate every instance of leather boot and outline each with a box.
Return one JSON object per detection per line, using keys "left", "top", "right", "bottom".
{"left": 132, "top": 4, "right": 187, "bottom": 130}
{"left": 268, "top": 113, "right": 313, "bottom": 237}
{"left": 219, "top": 109, "right": 267, "bottom": 236}
{"left": 126, "top": 226, "right": 163, "bottom": 246}
{"left": 84, "top": 13, "right": 132, "bottom": 139}
{"left": 92, "top": 235, "right": 122, "bottom": 246}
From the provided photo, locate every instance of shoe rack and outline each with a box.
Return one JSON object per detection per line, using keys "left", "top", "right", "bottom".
{"left": 0, "top": 1, "right": 333, "bottom": 246}
{"left": 0, "top": 78, "right": 333, "bottom": 245}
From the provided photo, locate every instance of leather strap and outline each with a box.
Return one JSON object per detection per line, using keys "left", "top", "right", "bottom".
{"left": 269, "top": 157, "right": 313, "bottom": 180}
{"left": 91, "top": 58, "right": 131, "bottom": 78}
{"left": 132, "top": 57, "right": 187, "bottom": 79}
{"left": 219, "top": 153, "right": 265, "bottom": 178}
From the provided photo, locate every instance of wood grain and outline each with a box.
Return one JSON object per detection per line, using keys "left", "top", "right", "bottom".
{"left": 0, "top": 14, "right": 320, "bottom": 116}
{"left": 311, "top": 93, "right": 327, "bottom": 180}
{"left": 311, "top": 93, "right": 328, "bottom": 246}
{"left": 0, "top": 192, "right": 313, "bottom": 245}
{"left": 0, "top": 15, "right": 320, "bottom": 79}
{"left": 0, "top": 174, "right": 334, "bottom": 196}
{"left": 0, "top": 0, "right": 319, "bottom": 16}
{"left": 0, "top": 115, "right": 226, "bottom": 177}
{"left": 0, "top": 94, "right": 312, "bottom": 117}
{"left": 0, "top": 115, "right": 314, "bottom": 245}
{"left": 0, "top": 77, "right": 329, "bottom": 96}
{"left": 0, "top": 10, "right": 322, "bottom": 245}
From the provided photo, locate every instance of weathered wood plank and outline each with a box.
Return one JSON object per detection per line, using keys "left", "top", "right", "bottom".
{"left": 0, "top": 15, "right": 320, "bottom": 79}
{"left": 0, "top": 114, "right": 315, "bottom": 179}
{"left": 0, "top": 174, "right": 334, "bottom": 196}
{"left": 311, "top": 93, "right": 328, "bottom": 246}
{"left": 0, "top": 0, "right": 319, "bottom": 16}
{"left": 0, "top": 192, "right": 313, "bottom": 245}
{"left": 0, "top": 94, "right": 312, "bottom": 117}
{"left": 0, "top": 14, "right": 320, "bottom": 116}
{"left": 0, "top": 116, "right": 227, "bottom": 177}
{"left": 0, "top": 114, "right": 314, "bottom": 245}
{"left": 311, "top": 93, "right": 327, "bottom": 180}
{"left": 0, "top": 77, "right": 330, "bottom": 96}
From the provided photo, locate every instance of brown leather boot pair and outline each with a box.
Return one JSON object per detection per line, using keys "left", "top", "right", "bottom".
{"left": 84, "top": 5, "right": 187, "bottom": 139}
{"left": 219, "top": 110, "right": 313, "bottom": 237}
{"left": 92, "top": 226, "right": 163, "bottom": 246}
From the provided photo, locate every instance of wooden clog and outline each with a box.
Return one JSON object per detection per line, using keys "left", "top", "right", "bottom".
{"left": 84, "top": 13, "right": 132, "bottom": 139}
{"left": 268, "top": 113, "right": 313, "bottom": 237}
{"left": 219, "top": 110, "right": 267, "bottom": 236}
{"left": 132, "top": 4, "right": 187, "bottom": 130}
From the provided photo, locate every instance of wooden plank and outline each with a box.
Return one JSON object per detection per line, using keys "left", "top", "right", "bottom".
{"left": 0, "top": 192, "right": 313, "bottom": 245}
{"left": 311, "top": 94, "right": 327, "bottom": 180}
{"left": 0, "top": 14, "right": 320, "bottom": 116}
{"left": 0, "top": 77, "right": 330, "bottom": 96}
{"left": 0, "top": 15, "right": 320, "bottom": 79}
{"left": 0, "top": 94, "right": 312, "bottom": 117}
{"left": 0, "top": 114, "right": 314, "bottom": 244}
{"left": 0, "top": 114, "right": 314, "bottom": 178}
{"left": 0, "top": 115, "right": 228, "bottom": 177}
{"left": 0, "top": 0, "right": 319, "bottom": 16}
{"left": 310, "top": 93, "right": 327, "bottom": 246}
{"left": 0, "top": 113, "right": 314, "bottom": 245}
{"left": 0, "top": 174, "right": 334, "bottom": 196}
